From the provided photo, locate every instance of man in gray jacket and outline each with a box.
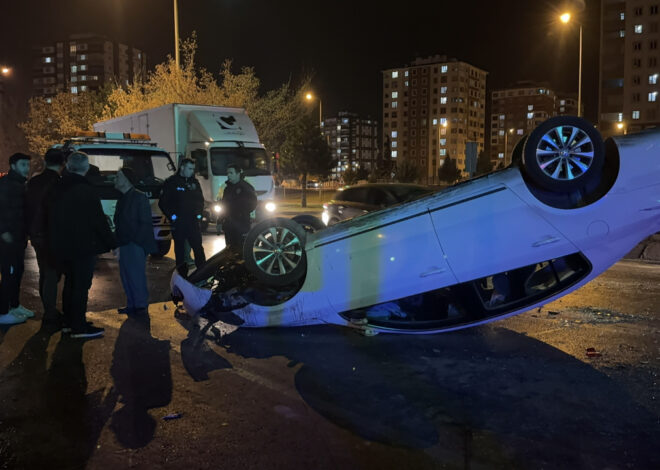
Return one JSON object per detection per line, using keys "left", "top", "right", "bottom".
{"left": 113, "top": 167, "right": 157, "bottom": 315}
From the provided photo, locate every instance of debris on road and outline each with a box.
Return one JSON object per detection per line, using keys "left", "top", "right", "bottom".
{"left": 586, "top": 347, "right": 602, "bottom": 358}
{"left": 163, "top": 413, "right": 183, "bottom": 421}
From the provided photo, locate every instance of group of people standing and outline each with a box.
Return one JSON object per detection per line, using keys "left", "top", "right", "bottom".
{"left": 0, "top": 150, "right": 258, "bottom": 338}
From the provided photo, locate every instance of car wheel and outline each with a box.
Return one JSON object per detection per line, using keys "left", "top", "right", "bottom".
{"left": 152, "top": 240, "right": 171, "bottom": 258}
{"left": 510, "top": 135, "right": 528, "bottom": 167}
{"left": 522, "top": 116, "right": 605, "bottom": 192}
{"left": 291, "top": 214, "right": 326, "bottom": 233}
{"left": 243, "top": 217, "right": 307, "bottom": 287}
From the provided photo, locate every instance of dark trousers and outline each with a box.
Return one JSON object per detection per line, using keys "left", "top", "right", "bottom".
{"left": 172, "top": 219, "right": 206, "bottom": 276}
{"left": 223, "top": 218, "right": 250, "bottom": 252}
{"left": 119, "top": 243, "right": 149, "bottom": 310}
{"left": 33, "top": 243, "right": 62, "bottom": 319}
{"left": 61, "top": 256, "right": 96, "bottom": 331}
{"left": 0, "top": 241, "right": 25, "bottom": 315}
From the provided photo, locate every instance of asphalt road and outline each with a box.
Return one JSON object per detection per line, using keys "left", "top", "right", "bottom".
{"left": 0, "top": 237, "right": 658, "bottom": 469}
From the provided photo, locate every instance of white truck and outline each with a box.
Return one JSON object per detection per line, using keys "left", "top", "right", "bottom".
{"left": 94, "top": 103, "right": 277, "bottom": 230}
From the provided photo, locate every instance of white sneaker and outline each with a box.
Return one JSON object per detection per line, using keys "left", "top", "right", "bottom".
{"left": 0, "top": 313, "right": 26, "bottom": 325}
{"left": 9, "top": 305, "right": 35, "bottom": 318}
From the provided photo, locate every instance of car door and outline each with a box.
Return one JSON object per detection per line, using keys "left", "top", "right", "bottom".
{"left": 428, "top": 186, "right": 578, "bottom": 283}
{"left": 335, "top": 187, "right": 371, "bottom": 221}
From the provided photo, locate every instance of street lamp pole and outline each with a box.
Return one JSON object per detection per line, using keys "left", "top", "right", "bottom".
{"left": 578, "top": 22, "right": 583, "bottom": 117}
{"left": 174, "top": 0, "right": 180, "bottom": 68}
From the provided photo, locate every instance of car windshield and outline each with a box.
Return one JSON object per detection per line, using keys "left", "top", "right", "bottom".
{"left": 210, "top": 147, "right": 271, "bottom": 176}
{"left": 79, "top": 147, "right": 174, "bottom": 185}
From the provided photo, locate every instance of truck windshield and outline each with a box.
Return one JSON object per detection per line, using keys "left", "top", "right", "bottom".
{"left": 210, "top": 147, "right": 271, "bottom": 176}
{"left": 80, "top": 148, "right": 175, "bottom": 184}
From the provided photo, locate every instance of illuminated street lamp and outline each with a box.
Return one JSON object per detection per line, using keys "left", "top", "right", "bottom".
{"left": 617, "top": 122, "right": 627, "bottom": 134}
{"left": 304, "top": 92, "right": 323, "bottom": 127}
{"left": 174, "top": 0, "right": 180, "bottom": 68}
{"left": 1, "top": 66, "right": 11, "bottom": 76}
{"left": 560, "top": 12, "right": 583, "bottom": 117}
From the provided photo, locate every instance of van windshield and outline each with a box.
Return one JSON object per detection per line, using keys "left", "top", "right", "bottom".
{"left": 79, "top": 148, "right": 175, "bottom": 185}
{"left": 210, "top": 147, "right": 271, "bottom": 176}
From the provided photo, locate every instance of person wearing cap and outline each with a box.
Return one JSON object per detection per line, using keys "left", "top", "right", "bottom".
{"left": 0, "top": 153, "right": 33, "bottom": 325}
{"left": 48, "top": 151, "right": 117, "bottom": 339}
{"left": 113, "top": 167, "right": 157, "bottom": 315}
{"left": 26, "top": 148, "right": 65, "bottom": 327}
{"left": 158, "top": 158, "right": 206, "bottom": 277}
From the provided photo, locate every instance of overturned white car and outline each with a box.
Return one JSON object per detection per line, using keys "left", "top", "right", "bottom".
{"left": 171, "top": 116, "right": 660, "bottom": 334}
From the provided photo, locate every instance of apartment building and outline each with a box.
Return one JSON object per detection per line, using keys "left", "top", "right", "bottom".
{"left": 382, "top": 56, "right": 487, "bottom": 182}
{"left": 32, "top": 33, "right": 147, "bottom": 99}
{"left": 322, "top": 112, "right": 379, "bottom": 179}
{"left": 600, "top": 0, "right": 660, "bottom": 136}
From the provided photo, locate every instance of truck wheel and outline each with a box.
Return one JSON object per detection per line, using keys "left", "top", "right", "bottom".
{"left": 153, "top": 240, "right": 171, "bottom": 258}
{"left": 243, "top": 217, "right": 307, "bottom": 287}
{"left": 522, "top": 116, "right": 605, "bottom": 192}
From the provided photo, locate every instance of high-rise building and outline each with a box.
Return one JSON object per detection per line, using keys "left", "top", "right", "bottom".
{"left": 490, "top": 83, "right": 579, "bottom": 165}
{"left": 32, "top": 33, "right": 147, "bottom": 99}
{"left": 382, "top": 56, "right": 487, "bottom": 182}
{"left": 599, "top": 0, "right": 660, "bottom": 136}
{"left": 322, "top": 112, "right": 379, "bottom": 179}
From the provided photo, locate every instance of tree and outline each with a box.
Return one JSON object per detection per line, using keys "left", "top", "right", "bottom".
{"left": 280, "top": 113, "right": 333, "bottom": 207}
{"left": 395, "top": 159, "right": 421, "bottom": 183}
{"left": 475, "top": 150, "right": 493, "bottom": 176}
{"left": 437, "top": 155, "right": 462, "bottom": 184}
{"left": 342, "top": 167, "right": 360, "bottom": 185}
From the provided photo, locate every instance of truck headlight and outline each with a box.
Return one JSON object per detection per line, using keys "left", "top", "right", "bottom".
{"left": 265, "top": 201, "right": 276, "bottom": 212}
{"left": 213, "top": 204, "right": 222, "bottom": 213}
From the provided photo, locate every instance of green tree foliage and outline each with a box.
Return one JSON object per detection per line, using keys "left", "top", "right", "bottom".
{"left": 475, "top": 150, "right": 493, "bottom": 176}
{"left": 395, "top": 159, "right": 421, "bottom": 183}
{"left": 280, "top": 113, "right": 333, "bottom": 207}
{"left": 437, "top": 155, "right": 462, "bottom": 184}
{"left": 342, "top": 168, "right": 360, "bottom": 185}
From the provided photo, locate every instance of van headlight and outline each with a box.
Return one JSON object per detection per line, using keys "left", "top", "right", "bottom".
{"left": 265, "top": 201, "right": 277, "bottom": 212}
{"left": 213, "top": 204, "right": 223, "bottom": 213}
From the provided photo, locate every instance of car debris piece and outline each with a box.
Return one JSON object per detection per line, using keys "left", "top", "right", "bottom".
{"left": 586, "top": 348, "right": 602, "bottom": 358}
{"left": 163, "top": 412, "right": 183, "bottom": 420}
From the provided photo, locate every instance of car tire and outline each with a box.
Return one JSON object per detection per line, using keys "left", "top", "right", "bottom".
{"left": 291, "top": 214, "right": 326, "bottom": 233}
{"left": 152, "top": 240, "right": 171, "bottom": 258}
{"left": 243, "top": 217, "right": 307, "bottom": 287}
{"left": 522, "top": 116, "right": 605, "bottom": 192}
{"left": 510, "top": 135, "right": 528, "bottom": 167}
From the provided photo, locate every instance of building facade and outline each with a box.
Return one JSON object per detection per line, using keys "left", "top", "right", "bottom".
{"left": 490, "top": 83, "right": 579, "bottom": 165}
{"left": 322, "top": 112, "right": 379, "bottom": 179}
{"left": 32, "top": 33, "right": 147, "bottom": 99}
{"left": 382, "top": 56, "right": 487, "bottom": 182}
{"left": 599, "top": 0, "right": 660, "bottom": 136}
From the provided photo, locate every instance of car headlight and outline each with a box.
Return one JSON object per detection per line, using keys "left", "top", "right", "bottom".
{"left": 265, "top": 201, "right": 276, "bottom": 212}
{"left": 321, "top": 211, "right": 330, "bottom": 226}
{"left": 213, "top": 204, "right": 222, "bottom": 213}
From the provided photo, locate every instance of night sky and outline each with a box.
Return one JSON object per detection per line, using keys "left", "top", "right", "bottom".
{"left": 1, "top": 0, "right": 600, "bottom": 121}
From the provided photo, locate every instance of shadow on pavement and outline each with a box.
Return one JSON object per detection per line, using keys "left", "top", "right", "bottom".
{"left": 179, "top": 316, "right": 232, "bottom": 381}
{"left": 0, "top": 325, "right": 117, "bottom": 468}
{"left": 215, "top": 325, "right": 659, "bottom": 469}
{"left": 110, "top": 313, "right": 172, "bottom": 448}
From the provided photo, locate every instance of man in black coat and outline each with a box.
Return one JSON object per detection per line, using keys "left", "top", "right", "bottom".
{"left": 158, "top": 158, "right": 206, "bottom": 276}
{"left": 49, "top": 152, "right": 117, "bottom": 338}
{"left": 0, "top": 153, "right": 32, "bottom": 325}
{"left": 221, "top": 163, "right": 257, "bottom": 252}
{"left": 113, "top": 167, "right": 157, "bottom": 315}
{"left": 25, "top": 148, "right": 65, "bottom": 326}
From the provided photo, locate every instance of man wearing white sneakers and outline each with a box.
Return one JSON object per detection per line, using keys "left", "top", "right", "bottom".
{"left": 0, "top": 153, "right": 34, "bottom": 325}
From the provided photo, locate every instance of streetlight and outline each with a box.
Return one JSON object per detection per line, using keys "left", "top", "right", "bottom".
{"left": 503, "top": 127, "right": 514, "bottom": 164}
{"left": 1, "top": 66, "right": 11, "bottom": 76}
{"left": 617, "top": 122, "right": 627, "bottom": 135}
{"left": 560, "top": 12, "right": 583, "bottom": 117}
{"left": 173, "top": 0, "right": 180, "bottom": 68}
{"left": 305, "top": 92, "right": 322, "bottom": 127}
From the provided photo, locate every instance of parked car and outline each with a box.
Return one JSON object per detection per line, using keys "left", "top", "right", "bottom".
{"left": 321, "top": 183, "right": 433, "bottom": 225}
{"left": 306, "top": 180, "right": 320, "bottom": 189}
{"left": 171, "top": 116, "right": 660, "bottom": 335}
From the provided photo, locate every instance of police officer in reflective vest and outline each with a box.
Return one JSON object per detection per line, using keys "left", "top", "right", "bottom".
{"left": 159, "top": 158, "right": 206, "bottom": 276}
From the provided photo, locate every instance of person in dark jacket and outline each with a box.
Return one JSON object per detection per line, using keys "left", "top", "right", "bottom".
{"left": 0, "top": 153, "right": 33, "bottom": 325}
{"left": 113, "top": 167, "right": 157, "bottom": 315}
{"left": 49, "top": 152, "right": 117, "bottom": 339}
{"left": 221, "top": 163, "right": 257, "bottom": 252}
{"left": 158, "top": 158, "right": 206, "bottom": 276}
{"left": 25, "top": 148, "right": 65, "bottom": 326}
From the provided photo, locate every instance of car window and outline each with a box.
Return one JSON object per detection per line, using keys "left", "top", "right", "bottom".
{"left": 389, "top": 185, "right": 432, "bottom": 203}
{"left": 367, "top": 188, "right": 393, "bottom": 206}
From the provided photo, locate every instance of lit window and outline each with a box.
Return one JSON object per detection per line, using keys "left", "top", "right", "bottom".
{"left": 71, "top": 76, "right": 77, "bottom": 83}
{"left": 528, "top": 104, "right": 534, "bottom": 111}
{"left": 618, "top": 113, "right": 623, "bottom": 121}
{"left": 80, "top": 86, "right": 88, "bottom": 92}
{"left": 441, "top": 65, "right": 448, "bottom": 73}
{"left": 392, "top": 101, "right": 398, "bottom": 108}
{"left": 391, "top": 71, "right": 399, "bottom": 78}
{"left": 440, "top": 86, "right": 447, "bottom": 93}
{"left": 392, "top": 91, "right": 398, "bottom": 98}
{"left": 650, "top": 74, "right": 659, "bottom": 84}
{"left": 80, "top": 75, "right": 86, "bottom": 81}
{"left": 392, "top": 141, "right": 397, "bottom": 148}
{"left": 498, "top": 130, "right": 504, "bottom": 136}
{"left": 391, "top": 131, "right": 398, "bottom": 138}
{"left": 392, "top": 151, "right": 398, "bottom": 158}
{"left": 560, "top": 107, "right": 565, "bottom": 112}
{"left": 440, "top": 118, "right": 447, "bottom": 125}
{"left": 560, "top": 99, "right": 566, "bottom": 105}
{"left": 71, "top": 65, "right": 77, "bottom": 73}
{"left": 620, "top": 12, "right": 625, "bottom": 20}
{"left": 337, "top": 149, "right": 341, "bottom": 154}
{"left": 439, "top": 139, "right": 446, "bottom": 145}
{"left": 336, "top": 137, "right": 341, "bottom": 142}
{"left": 70, "top": 86, "right": 78, "bottom": 94}
{"left": 649, "top": 92, "right": 658, "bottom": 102}
{"left": 635, "top": 24, "right": 643, "bottom": 34}
{"left": 527, "top": 112, "right": 534, "bottom": 119}
{"left": 440, "top": 149, "right": 446, "bottom": 156}
{"left": 517, "top": 129, "right": 524, "bottom": 135}
{"left": 404, "top": 71, "right": 409, "bottom": 77}
{"left": 44, "top": 57, "right": 52, "bottom": 63}
{"left": 432, "top": 118, "right": 438, "bottom": 125}
{"left": 498, "top": 153, "right": 504, "bottom": 158}
{"left": 440, "top": 97, "right": 447, "bottom": 104}
{"left": 70, "top": 45, "right": 76, "bottom": 53}
{"left": 632, "top": 110, "right": 640, "bottom": 119}
{"left": 80, "top": 65, "right": 86, "bottom": 71}
{"left": 405, "top": 81, "right": 409, "bottom": 87}
{"left": 79, "top": 54, "right": 86, "bottom": 60}
{"left": 499, "top": 114, "right": 505, "bottom": 120}
{"left": 619, "top": 30, "right": 625, "bottom": 37}
{"left": 45, "top": 98, "right": 52, "bottom": 104}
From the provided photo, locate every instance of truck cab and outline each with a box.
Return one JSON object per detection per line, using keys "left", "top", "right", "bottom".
{"left": 54, "top": 131, "right": 177, "bottom": 257}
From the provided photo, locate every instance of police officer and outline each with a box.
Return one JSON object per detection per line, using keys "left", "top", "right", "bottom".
{"left": 159, "top": 158, "right": 206, "bottom": 276}
{"left": 221, "top": 163, "right": 257, "bottom": 252}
